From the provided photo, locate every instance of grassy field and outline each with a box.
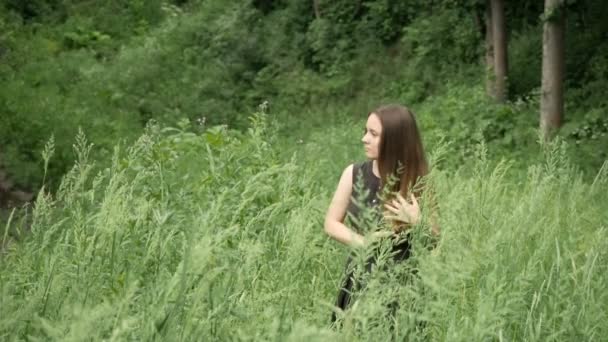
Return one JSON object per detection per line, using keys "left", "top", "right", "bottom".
{"left": 1, "top": 110, "right": 607, "bottom": 341}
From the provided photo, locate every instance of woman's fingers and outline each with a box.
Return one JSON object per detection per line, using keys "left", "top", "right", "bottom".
{"left": 397, "top": 193, "right": 408, "bottom": 207}
{"left": 392, "top": 196, "right": 414, "bottom": 211}
{"left": 397, "top": 192, "right": 418, "bottom": 206}
{"left": 386, "top": 194, "right": 421, "bottom": 221}
{"left": 391, "top": 198, "right": 400, "bottom": 207}
{"left": 382, "top": 193, "right": 421, "bottom": 225}
{"left": 384, "top": 203, "right": 399, "bottom": 214}
{"left": 410, "top": 193, "right": 418, "bottom": 206}
{"left": 384, "top": 207, "right": 412, "bottom": 224}
{"left": 386, "top": 200, "right": 413, "bottom": 214}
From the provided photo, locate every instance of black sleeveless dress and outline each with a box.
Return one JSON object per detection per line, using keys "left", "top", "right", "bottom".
{"left": 330, "top": 160, "right": 411, "bottom": 323}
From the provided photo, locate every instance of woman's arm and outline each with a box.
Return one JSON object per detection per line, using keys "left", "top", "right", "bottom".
{"left": 324, "top": 164, "right": 366, "bottom": 247}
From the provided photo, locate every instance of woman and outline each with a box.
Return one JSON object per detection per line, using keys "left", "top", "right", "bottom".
{"left": 324, "top": 104, "right": 439, "bottom": 325}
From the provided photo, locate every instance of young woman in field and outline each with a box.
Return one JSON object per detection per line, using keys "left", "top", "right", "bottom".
{"left": 324, "top": 104, "right": 439, "bottom": 325}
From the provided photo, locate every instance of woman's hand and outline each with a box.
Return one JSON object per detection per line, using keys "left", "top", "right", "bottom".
{"left": 360, "top": 230, "right": 394, "bottom": 247}
{"left": 383, "top": 193, "right": 421, "bottom": 225}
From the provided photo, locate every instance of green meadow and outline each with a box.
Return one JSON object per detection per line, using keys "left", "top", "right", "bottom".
{"left": 2, "top": 108, "right": 607, "bottom": 340}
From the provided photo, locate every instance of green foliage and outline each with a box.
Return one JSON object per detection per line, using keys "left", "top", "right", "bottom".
{"left": 415, "top": 84, "right": 537, "bottom": 173}
{"left": 508, "top": 25, "right": 543, "bottom": 96}
{"left": 360, "top": 0, "right": 411, "bottom": 44}
{"left": 402, "top": 7, "right": 481, "bottom": 66}
{"left": 1, "top": 111, "right": 332, "bottom": 340}
{"left": 561, "top": 108, "right": 608, "bottom": 175}
{"left": 1, "top": 113, "right": 607, "bottom": 340}
{"left": 0, "top": 1, "right": 262, "bottom": 189}
{"left": 1, "top": 0, "right": 608, "bottom": 201}
{"left": 2, "top": 0, "right": 64, "bottom": 20}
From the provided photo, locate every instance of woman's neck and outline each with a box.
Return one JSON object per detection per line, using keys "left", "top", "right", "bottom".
{"left": 371, "top": 159, "right": 380, "bottom": 178}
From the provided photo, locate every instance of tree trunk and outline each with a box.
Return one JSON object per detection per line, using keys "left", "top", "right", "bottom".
{"left": 313, "top": 0, "right": 321, "bottom": 19}
{"left": 491, "top": 0, "right": 508, "bottom": 102}
{"left": 485, "top": 0, "right": 495, "bottom": 97}
{"left": 540, "top": 0, "right": 565, "bottom": 141}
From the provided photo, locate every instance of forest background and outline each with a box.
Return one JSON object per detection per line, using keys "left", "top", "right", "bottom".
{"left": 1, "top": 0, "right": 607, "bottom": 340}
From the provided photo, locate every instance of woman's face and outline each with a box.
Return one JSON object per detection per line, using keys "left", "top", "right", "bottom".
{"left": 362, "top": 113, "right": 382, "bottom": 159}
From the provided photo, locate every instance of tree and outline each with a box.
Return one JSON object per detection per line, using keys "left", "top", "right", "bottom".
{"left": 490, "top": 0, "right": 508, "bottom": 102}
{"left": 312, "top": 0, "right": 321, "bottom": 19}
{"left": 484, "top": 0, "right": 495, "bottom": 97}
{"left": 540, "top": 0, "right": 565, "bottom": 141}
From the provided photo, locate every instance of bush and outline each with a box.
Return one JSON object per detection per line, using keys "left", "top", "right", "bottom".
{"left": 415, "top": 84, "right": 538, "bottom": 174}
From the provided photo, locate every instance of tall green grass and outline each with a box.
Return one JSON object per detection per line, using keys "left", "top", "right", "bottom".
{"left": 1, "top": 111, "right": 607, "bottom": 341}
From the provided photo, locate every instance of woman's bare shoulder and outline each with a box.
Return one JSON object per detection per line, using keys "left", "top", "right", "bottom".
{"left": 337, "top": 164, "right": 354, "bottom": 183}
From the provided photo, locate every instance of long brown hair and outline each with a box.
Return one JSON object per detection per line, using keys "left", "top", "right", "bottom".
{"left": 372, "top": 104, "right": 429, "bottom": 199}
